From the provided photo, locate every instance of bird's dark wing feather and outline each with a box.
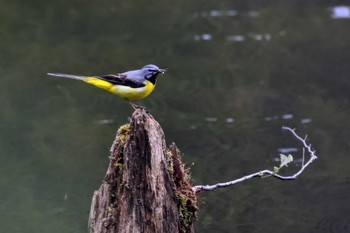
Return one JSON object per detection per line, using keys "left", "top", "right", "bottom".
{"left": 97, "top": 74, "right": 145, "bottom": 88}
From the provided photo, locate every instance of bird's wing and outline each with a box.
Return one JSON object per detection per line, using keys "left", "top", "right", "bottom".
{"left": 97, "top": 73, "right": 146, "bottom": 88}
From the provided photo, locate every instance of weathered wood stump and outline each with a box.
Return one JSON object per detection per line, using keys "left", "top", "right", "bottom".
{"left": 88, "top": 108, "right": 197, "bottom": 233}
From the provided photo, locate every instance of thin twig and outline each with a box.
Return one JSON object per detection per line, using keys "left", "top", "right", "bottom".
{"left": 192, "top": 127, "right": 318, "bottom": 193}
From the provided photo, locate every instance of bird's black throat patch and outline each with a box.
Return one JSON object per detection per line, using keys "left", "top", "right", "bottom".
{"left": 145, "top": 73, "right": 159, "bottom": 85}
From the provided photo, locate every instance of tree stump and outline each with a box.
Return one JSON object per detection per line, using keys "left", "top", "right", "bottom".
{"left": 88, "top": 108, "right": 197, "bottom": 233}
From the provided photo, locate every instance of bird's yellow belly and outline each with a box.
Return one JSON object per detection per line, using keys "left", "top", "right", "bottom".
{"left": 111, "top": 82, "right": 155, "bottom": 100}
{"left": 84, "top": 77, "right": 155, "bottom": 100}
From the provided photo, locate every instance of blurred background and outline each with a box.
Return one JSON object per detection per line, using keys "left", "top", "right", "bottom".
{"left": 1, "top": 0, "right": 349, "bottom": 232}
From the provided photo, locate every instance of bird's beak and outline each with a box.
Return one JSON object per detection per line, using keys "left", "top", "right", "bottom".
{"left": 159, "top": 68, "right": 166, "bottom": 74}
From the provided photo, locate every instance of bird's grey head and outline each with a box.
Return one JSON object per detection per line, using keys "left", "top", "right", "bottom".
{"left": 141, "top": 64, "right": 166, "bottom": 84}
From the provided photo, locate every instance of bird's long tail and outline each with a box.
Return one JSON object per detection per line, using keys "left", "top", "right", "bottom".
{"left": 47, "top": 72, "right": 115, "bottom": 93}
{"left": 47, "top": 73, "right": 87, "bottom": 81}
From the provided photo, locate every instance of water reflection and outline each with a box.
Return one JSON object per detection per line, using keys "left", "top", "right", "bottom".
{"left": 225, "top": 117, "right": 235, "bottom": 123}
{"left": 192, "top": 10, "right": 260, "bottom": 18}
{"left": 94, "top": 119, "right": 114, "bottom": 125}
{"left": 187, "top": 112, "right": 313, "bottom": 130}
{"left": 194, "top": 6, "right": 350, "bottom": 20}
{"left": 264, "top": 114, "right": 313, "bottom": 125}
{"left": 204, "top": 117, "right": 218, "bottom": 122}
{"left": 192, "top": 9, "right": 277, "bottom": 43}
{"left": 194, "top": 33, "right": 212, "bottom": 41}
{"left": 226, "top": 35, "right": 245, "bottom": 42}
{"left": 331, "top": 6, "right": 350, "bottom": 19}
{"left": 301, "top": 117, "right": 312, "bottom": 124}
{"left": 194, "top": 32, "right": 274, "bottom": 42}
{"left": 277, "top": 147, "right": 298, "bottom": 154}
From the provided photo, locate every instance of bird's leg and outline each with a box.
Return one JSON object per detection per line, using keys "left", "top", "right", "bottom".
{"left": 129, "top": 101, "right": 139, "bottom": 110}
{"left": 125, "top": 99, "right": 141, "bottom": 110}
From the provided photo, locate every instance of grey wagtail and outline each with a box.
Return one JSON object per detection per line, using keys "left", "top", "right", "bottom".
{"left": 47, "top": 64, "right": 166, "bottom": 109}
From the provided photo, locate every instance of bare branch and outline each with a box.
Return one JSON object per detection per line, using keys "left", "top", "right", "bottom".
{"left": 192, "top": 127, "right": 318, "bottom": 194}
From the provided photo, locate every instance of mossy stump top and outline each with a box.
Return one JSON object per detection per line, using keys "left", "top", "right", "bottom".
{"left": 88, "top": 108, "right": 197, "bottom": 233}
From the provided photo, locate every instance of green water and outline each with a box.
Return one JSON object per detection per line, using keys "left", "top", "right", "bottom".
{"left": 1, "top": 1, "right": 349, "bottom": 232}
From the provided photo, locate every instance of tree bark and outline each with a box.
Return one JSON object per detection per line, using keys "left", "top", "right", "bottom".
{"left": 88, "top": 108, "right": 197, "bottom": 233}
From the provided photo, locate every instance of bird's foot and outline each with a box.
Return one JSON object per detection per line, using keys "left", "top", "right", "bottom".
{"left": 129, "top": 102, "right": 140, "bottom": 109}
{"left": 128, "top": 101, "right": 149, "bottom": 112}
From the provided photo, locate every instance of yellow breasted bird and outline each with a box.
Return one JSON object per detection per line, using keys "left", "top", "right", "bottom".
{"left": 47, "top": 64, "right": 166, "bottom": 109}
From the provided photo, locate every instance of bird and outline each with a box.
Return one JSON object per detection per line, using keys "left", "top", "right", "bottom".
{"left": 47, "top": 64, "right": 166, "bottom": 109}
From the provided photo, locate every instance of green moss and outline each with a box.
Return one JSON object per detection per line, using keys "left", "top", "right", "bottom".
{"left": 118, "top": 123, "right": 131, "bottom": 144}
{"left": 167, "top": 144, "right": 198, "bottom": 233}
{"left": 178, "top": 193, "right": 197, "bottom": 233}
{"left": 112, "top": 123, "right": 131, "bottom": 168}
{"left": 166, "top": 149, "right": 174, "bottom": 174}
{"left": 107, "top": 206, "right": 115, "bottom": 213}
